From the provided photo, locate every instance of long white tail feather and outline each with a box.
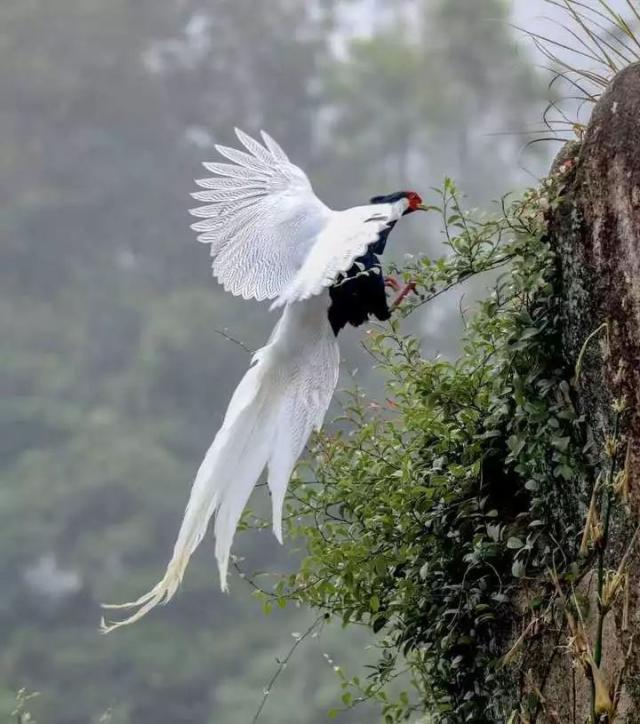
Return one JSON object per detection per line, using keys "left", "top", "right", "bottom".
{"left": 102, "top": 296, "right": 339, "bottom": 631}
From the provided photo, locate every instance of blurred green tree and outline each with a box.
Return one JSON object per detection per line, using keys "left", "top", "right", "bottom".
{"left": 320, "top": 0, "right": 546, "bottom": 206}
{"left": 0, "top": 0, "right": 549, "bottom": 722}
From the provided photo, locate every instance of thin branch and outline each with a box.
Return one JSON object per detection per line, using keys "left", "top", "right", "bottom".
{"left": 214, "top": 327, "right": 254, "bottom": 355}
{"left": 252, "top": 615, "right": 325, "bottom": 724}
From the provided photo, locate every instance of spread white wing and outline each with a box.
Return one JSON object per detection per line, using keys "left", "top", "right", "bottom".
{"left": 190, "top": 128, "right": 331, "bottom": 301}
{"left": 190, "top": 129, "right": 406, "bottom": 303}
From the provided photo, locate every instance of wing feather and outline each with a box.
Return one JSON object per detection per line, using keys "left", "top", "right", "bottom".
{"left": 194, "top": 177, "right": 263, "bottom": 191}
{"left": 260, "top": 130, "right": 290, "bottom": 163}
{"left": 201, "top": 162, "right": 265, "bottom": 181}
{"left": 190, "top": 188, "right": 265, "bottom": 204}
{"left": 234, "top": 128, "right": 273, "bottom": 164}
{"left": 213, "top": 144, "right": 271, "bottom": 173}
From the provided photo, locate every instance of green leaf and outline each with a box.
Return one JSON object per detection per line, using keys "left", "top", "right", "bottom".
{"left": 552, "top": 436, "right": 571, "bottom": 452}
{"left": 372, "top": 615, "right": 388, "bottom": 634}
{"left": 519, "top": 327, "right": 541, "bottom": 341}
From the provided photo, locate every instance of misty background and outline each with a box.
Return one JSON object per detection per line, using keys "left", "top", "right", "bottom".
{"left": 0, "top": 1, "right": 617, "bottom": 722}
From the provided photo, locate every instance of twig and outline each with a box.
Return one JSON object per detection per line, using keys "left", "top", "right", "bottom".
{"left": 574, "top": 321, "right": 609, "bottom": 386}
{"left": 594, "top": 411, "right": 621, "bottom": 669}
{"left": 214, "top": 328, "right": 254, "bottom": 355}
{"left": 251, "top": 616, "right": 324, "bottom": 724}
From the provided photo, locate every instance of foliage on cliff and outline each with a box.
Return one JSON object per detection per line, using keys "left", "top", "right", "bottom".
{"left": 243, "top": 6, "right": 640, "bottom": 721}
{"left": 243, "top": 175, "right": 599, "bottom": 722}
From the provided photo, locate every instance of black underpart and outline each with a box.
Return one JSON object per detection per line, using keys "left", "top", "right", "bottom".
{"left": 327, "top": 193, "right": 413, "bottom": 335}
{"left": 328, "top": 247, "right": 391, "bottom": 336}
{"left": 327, "top": 200, "right": 404, "bottom": 336}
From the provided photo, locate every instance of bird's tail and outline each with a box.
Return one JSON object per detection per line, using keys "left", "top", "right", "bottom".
{"left": 101, "top": 296, "right": 339, "bottom": 631}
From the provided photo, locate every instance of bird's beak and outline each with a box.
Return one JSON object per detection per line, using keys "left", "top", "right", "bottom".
{"left": 416, "top": 203, "right": 429, "bottom": 212}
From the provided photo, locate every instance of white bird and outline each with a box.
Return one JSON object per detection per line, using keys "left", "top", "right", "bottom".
{"left": 102, "top": 129, "right": 426, "bottom": 631}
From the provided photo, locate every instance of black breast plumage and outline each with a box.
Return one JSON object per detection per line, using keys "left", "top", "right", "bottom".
{"left": 327, "top": 220, "right": 397, "bottom": 336}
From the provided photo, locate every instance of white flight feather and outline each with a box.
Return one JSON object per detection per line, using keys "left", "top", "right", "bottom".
{"left": 102, "top": 295, "right": 339, "bottom": 631}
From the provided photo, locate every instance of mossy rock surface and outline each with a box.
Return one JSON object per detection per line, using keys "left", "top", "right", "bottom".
{"left": 537, "top": 62, "right": 640, "bottom": 722}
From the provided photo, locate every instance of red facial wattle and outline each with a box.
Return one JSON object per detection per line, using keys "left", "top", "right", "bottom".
{"left": 407, "top": 191, "right": 424, "bottom": 211}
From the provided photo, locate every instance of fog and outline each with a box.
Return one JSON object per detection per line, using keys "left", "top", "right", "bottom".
{"left": 0, "top": 1, "right": 632, "bottom": 722}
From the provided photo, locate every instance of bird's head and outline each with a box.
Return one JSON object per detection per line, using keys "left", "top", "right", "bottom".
{"left": 369, "top": 190, "right": 428, "bottom": 215}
